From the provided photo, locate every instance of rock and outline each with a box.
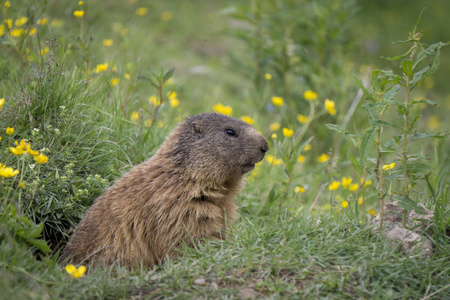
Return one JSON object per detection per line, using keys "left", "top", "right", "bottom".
{"left": 238, "top": 287, "right": 259, "bottom": 299}
{"left": 193, "top": 278, "right": 206, "bottom": 285}
{"left": 385, "top": 226, "right": 433, "bottom": 258}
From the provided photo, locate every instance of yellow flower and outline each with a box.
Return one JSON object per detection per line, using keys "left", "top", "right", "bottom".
{"left": 212, "top": 103, "right": 232, "bottom": 116}
{"left": 303, "top": 144, "right": 312, "bottom": 151}
{"left": 37, "top": 18, "right": 48, "bottom": 25}
{"left": 360, "top": 178, "right": 373, "bottom": 186}
{"left": 131, "top": 111, "right": 139, "bottom": 122}
{"left": 6, "top": 127, "right": 14, "bottom": 135}
{"left": 368, "top": 209, "right": 377, "bottom": 216}
{"left": 329, "top": 181, "right": 340, "bottom": 191}
{"left": 342, "top": 177, "right": 352, "bottom": 189}
{"left": 341, "top": 201, "right": 349, "bottom": 208}
{"left": 295, "top": 186, "right": 306, "bottom": 193}
{"left": 318, "top": 153, "right": 330, "bottom": 163}
{"left": 103, "top": 39, "right": 114, "bottom": 47}
{"left": 271, "top": 133, "right": 277, "bottom": 139}
{"left": 271, "top": 96, "right": 283, "bottom": 106}
{"left": 40, "top": 47, "right": 50, "bottom": 56}
{"left": 29, "top": 28, "right": 37, "bottom": 35}
{"left": 9, "top": 145, "right": 25, "bottom": 156}
{"left": 95, "top": 63, "right": 109, "bottom": 73}
{"left": 6, "top": 19, "right": 13, "bottom": 29}
{"left": 111, "top": 78, "right": 120, "bottom": 86}
{"left": 324, "top": 99, "right": 337, "bottom": 116}
{"left": 65, "top": 264, "right": 87, "bottom": 279}
{"left": 358, "top": 197, "right": 364, "bottom": 205}
{"left": 73, "top": 10, "right": 85, "bottom": 18}
{"left": 34, "top": 153, "right": 49, "bottom": 164}
{"left": 382, "top": 162, "right": 395, "bottom": 171}
{"left": 0, "top": 25, "right": 4, "bottom": 37}
{"left": 167, "top": 91, "right": 177, "bottom": 99}
{"left": 124, "top": 73, "right": 131, "bottom": 80}
{"left": 4, "top": 1, "right": 11, "bottom": 8}
{"left": 427, "top": 115, "right": 441, "bottom": 130}
{"left": 297, "top": 114, "right": 310, "bottom": 124}
{"left": 19, "top": 181, "right": 26, "bottom": 189}
{"left": 266, "top": 155, "right": 282, "bottom": 166}
{"left": 78, "top": 1, "right": 84, "bottom": 5}
{"left": 269, "top": 122, "right": 280, "bottom": 131}
{"left": 11, "top": 29, "right": 25, "bottom": 37}
{"left": 303, "top": 90, "right": 318, "bottom": 101}
{"left": 241, "top": 116, "right": 254, "bottom": 125}
{"left": 169, "top": 98, "right": 180, "bottom": 107}
{"left": 297, "top": 155, "right": 305, "bottom": 163}
{"left": 0, "top": 98, "right": 4, "bottom": 110}
{"left": 144, "top": 119, "right": 152, "bottom": 127}
{"left": 349, "top": 184, "right": 359, "bottom": 192}
{"left": 15, "top": 17, "right": 28, "bottom": 27}
{"left": 27, "top": 147, "right": 39, "bottom": 156}
{"left": 161, "top": 11, "right": 173, "bottom": 21}
{"left": 283, "top": 128, "right": 294, "bottom": 138}
{"left": 136, "top": 7, "right": 148, "bottom": 16}
{"left": 265, "top": 73, "right": 272, "bottom": 80}
{"left": 166, "top": 77, "right": 175, "bottom": 85}
{"left": 149, "top": 96, "right": 160, "bottom": 106}
{"left": 0, "top": 166, "right": 19, "bottom": 178}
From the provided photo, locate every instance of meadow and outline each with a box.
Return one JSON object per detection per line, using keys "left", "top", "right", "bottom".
{"left": 0, "top": 0, "right": 449, "bottom": 299}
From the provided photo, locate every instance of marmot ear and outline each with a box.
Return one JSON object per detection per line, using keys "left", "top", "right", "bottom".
{"left": 192, "top": 120, "right": 203, "bottom": 135}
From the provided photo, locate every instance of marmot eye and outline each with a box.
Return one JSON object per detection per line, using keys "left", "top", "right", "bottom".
{"left": 225, "top": 129, "right": 237, "bottom": 137}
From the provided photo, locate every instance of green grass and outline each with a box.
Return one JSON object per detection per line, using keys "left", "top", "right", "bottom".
{"left": 1, "top": 0, "right": 449, "bottom": 299}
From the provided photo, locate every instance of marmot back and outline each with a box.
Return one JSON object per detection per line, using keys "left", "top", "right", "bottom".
{"left": 61, "top": 112, "right": 268, "bottom": 269}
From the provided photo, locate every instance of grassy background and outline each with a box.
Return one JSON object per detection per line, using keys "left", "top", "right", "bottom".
{"left": 1, "top": 0, "right": 449, "bottom": 299}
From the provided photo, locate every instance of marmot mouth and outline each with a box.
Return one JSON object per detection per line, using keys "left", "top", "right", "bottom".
{"left": 242, "top": 163, "right": 256, "bottom": 173}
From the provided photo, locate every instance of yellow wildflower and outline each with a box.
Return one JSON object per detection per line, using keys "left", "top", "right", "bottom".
{"left": 0, "top": 98, "right": 4, "bottom": 110}
{"left": 212, "top": 103, "right": 232, "bottom": 116}
{"left": 19, "top": 181, "right": 26, "bottom": 189}
{"left": 73, "top": 10, "right": 85, "bottom": 18}
{"left": 136, "top": 7, "right": 148, "bottom": 16}
{"left": 131, "top": 111, "right": 139, "bottom": 122}
{"left": 103, "top": 39, "right": 114, "bottom": 47}
{"left": 29, "top": 28, "right": 37, "bottom": 35}
{"left": 241, "top": 116, "right": 254, "bottom": 125}
{"left": 297, "top": 114, "right": 310, "bottom": 124}
{"left": 269, "top": 122, "right": 280, "bottom": 131}
{"left": 360, "top": 178, "right": 373, "bottom": 186}
{"left": 368, "top": 209, "right": 377, "bottom": 216}
{"left": 271, "top": 96, "right": 283, "bottom": 106}
{"left": 358, "top": 197, "right": 364, "bottom": 205}
{"left": 303, "top": 144, "right": 312, "bottom": 151}
{"left": 427, "top": 115, "right": 441, "bottom": 130}
{"left": 4, "top": 1, "right": 11, "bottom": 8}
{"left": 324, "top": 99, "right": 337, "bottom": 115}
{"left": 124, "top": 73, "right": 131, "bottom": 80}
{"left": 297, "top": 155, "right": 305, "bottom": 163}
{"left": 318, "top": 153, "right": 330, "bottom": 163}
{"left": 144, "top": 119, "right": 152, "bottom": 127}
{"left": 271, "top": 133, "right": 277, "bottom": 139}
{"left": 37, "top": 18, "right": 48, "bottom": 25}
{"left": 329, "top": 181, "right": 340, "bottom": 191}
{"left": 6, "top": 19, "right": 13, "bottom": 28}
{"left": 6, "top": 127, "right": 14, "bottom": 135}
{"left": 283, "top": 128, "right": 294, "bottom": 138}
{"left": 78, "top": 1, "right": 84, "bottom": 5}
{"left": 111, "top": 78, "right": 120, "bottom": 86}
{"left": 342, "top": 177, "right": 352, "bottom": 189}
{"left": 349, "top": 183, "right": 359, "bottom": 192}
{"left": 149, "top": 96, "right": 160, "bottom": 106}
{"left": 95, "top": 63, "right": 109, "bottom": 73}
{"left": 341, "top": 201, "right": 349, "bottom": 208}
{"left": 266, "top": 155, "right": 282, "bottom": 166}
{"left": 166, "top": 77, "right": 175, "bottom": 85}
{"left": 11, "top": 29, "right": 25, "bottom": 37}
{"left": 34, "top": 153, "right": 49, "bottom": 164}
{"left": 15, "top": 17, "right": 28, "bottom": 27}
{"left": 382, "top": 162, "right": 395, "bottom": 171}
{"left": 265, "top": 73, "right": 272, "bottom": 80}
{"left": 0, "top": 166, "right": 19, "bottom": 178}
{"left": 65, "top": 264, "right": 86, "bottom": 279}
{"left": 169, "top": 98, "right": 180, "bottom": 107}
{"left": 303, "top": 90, "right": 318, "bottom": 101}
{"left": 0, "top": 25, "right": 4, "bottom": 37}
{"left": 295, "top": 186, "right": 306, "bottom": 193}
{"left": 161, "top": 11, "right": 173, "bottom": 21}
{"left": 167, "top": 91, "right": 177, "bottom": 99}
{"left": 27, "top": 147, "right": 39, "bottom": 156}
{"left": 9, "top": 145, "right": 26, "bottom": 156}
{"left": 40, "top": 47, "right": 50, "bottom": 56}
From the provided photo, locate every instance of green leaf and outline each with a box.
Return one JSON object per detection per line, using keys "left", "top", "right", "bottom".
{"left": 370, "top": 119, "right": 402, "bottom": 130}
{"left": 412, "top": 99, "right": 438, "bottom": 107}
{"left": 360, "top": 126, "right": 378, "bottom": 172}
{"left": 163, "top": 67, "right": 176, "bottom": 83}
{"left": 393, "top": 196, "right": 428, "bottom": 215}
{"left": 410, "top": 65, "right": 430, "bottom": 86}
{"left": 16, "top": 222, "right": 44, "bottom": 240}
{"left": 383, "top": 85, "right": 400, "bottom": 101}
{"left": 349, "top": 154, "right": 360, "bottom": 174}
{"left": 28, "top": 238, "right": 51, "bottom": 254}
{"left": 352, "top": 75, "right": 374, "bottom": 101}
{"left": 401, "top": 60, "right": 413, "bottom": 76}
{"left": 325, "top": 124, "right": 355, "bottom": 137}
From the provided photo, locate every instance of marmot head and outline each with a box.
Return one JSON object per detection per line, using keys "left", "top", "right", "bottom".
{"left": 164, "top": 113, "right": 269, "bottom": 185}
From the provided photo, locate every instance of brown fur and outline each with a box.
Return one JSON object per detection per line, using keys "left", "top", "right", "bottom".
{"left": 61, "top": 113, "right": 268, "bottom": 269}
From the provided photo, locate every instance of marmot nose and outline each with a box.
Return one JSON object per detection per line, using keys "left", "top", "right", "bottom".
{"left": 261, "top": 141, "right": 269, "bottom": 154}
